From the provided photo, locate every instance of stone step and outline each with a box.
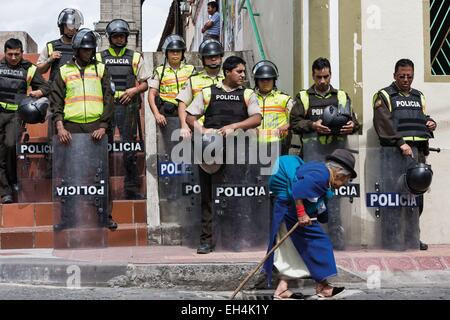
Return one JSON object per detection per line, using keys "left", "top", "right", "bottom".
{"left": 0, "top": 200, "right": 147, "bottom": 228}
{"left": 0, "top": 223, "right": 148, "bottom": 249}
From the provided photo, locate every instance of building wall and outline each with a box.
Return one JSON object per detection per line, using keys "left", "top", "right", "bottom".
{"left": 360, "top": 0, "right": 450, "bottom": 245}
{"left": 0, "top": 32, "right": 38, "bottom": 53}
{"left": 95, "top": 0, "right": 143, "bottom": 51}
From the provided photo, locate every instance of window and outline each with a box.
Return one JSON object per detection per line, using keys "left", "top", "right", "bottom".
{"left": 429, "top": 0, "right": 450, "bottom": 75}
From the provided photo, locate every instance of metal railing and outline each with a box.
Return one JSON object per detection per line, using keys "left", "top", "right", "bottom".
{"left": 239, "top": 0, "right": 267, "bottom": 60}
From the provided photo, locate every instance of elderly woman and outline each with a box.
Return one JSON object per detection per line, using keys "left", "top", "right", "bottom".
{"left": 263, "top": 149, "right": 357, "bottom": 300}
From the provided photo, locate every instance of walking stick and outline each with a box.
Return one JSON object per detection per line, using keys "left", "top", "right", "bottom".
{"left": 230, "top": 218, "right": 317, "bottom": 300}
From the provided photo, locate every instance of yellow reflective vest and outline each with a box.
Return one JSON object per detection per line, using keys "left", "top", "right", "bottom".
{"left": 190, "top": 70, "right": 224, "bottom": 99}
{"left": 155, "top": 63, "right": 195, "bottom": 104}
{"left": 60, "top": 62, "right": 105, "bottom": 123}
{"left": 257, "top": 89, "right": 292, "bottom": 143}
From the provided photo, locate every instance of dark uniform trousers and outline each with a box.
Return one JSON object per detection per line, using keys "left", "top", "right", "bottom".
{"left": 63, "top": 120, "right": 114, "bottom": 222}
{"left": 110, "top": 98, "right": 140, "bottom": 195}
{"left": 0, "top": 110, "right": 20, "bottom": 196}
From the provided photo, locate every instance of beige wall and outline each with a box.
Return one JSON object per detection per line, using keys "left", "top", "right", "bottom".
{"left": 241, "top": 0, "right": 295, "bottom": 95}
{"left": 360, "top": 0, "right": 450, "bottom": 245}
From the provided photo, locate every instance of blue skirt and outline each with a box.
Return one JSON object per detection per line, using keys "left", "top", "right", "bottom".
{"left": 263, "top": 197, "right": 337, "bottom": 285}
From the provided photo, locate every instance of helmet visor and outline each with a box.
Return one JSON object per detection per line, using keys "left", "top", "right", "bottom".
{"left": 58, "top": 8, "right": 84, "bottom": 30}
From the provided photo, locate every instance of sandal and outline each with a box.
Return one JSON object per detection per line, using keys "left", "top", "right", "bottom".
{"left": 273, "top": 289, "right": 305, "bottom": 300}
{"left": 315, "top": 286, "right": 346, "bottom": 300}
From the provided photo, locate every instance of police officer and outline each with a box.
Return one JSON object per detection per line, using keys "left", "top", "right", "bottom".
{"left": 252, "top": 60, "right": 293, "bottom": 155}
{"left": 185, "top": 56, "right": 262, "bottom": 254}
{"left": 373, "top": 58, "right": 436, "bottom": 250}
{"left": 0, "top": 38, "right": 50, "bottom": 204}
{"left": 37, "top": 8, "right": 84, "bottom": 82}
{"left": 290, "top": 57, "right": 359, "bottom": 148}
{"left": 96, "top": 19, "right": 150, "bottom": 199}
{"left": 148, "top": 35, "right": 195, "bottom": 126}
{"left": 49, "top": 28, "right": 117, "bottom": 231}
{"left": 176, "top": 39, "right": 224, "bottom": 139}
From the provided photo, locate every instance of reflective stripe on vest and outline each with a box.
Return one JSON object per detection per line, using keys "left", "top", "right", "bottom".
{"left": 0, "top": 63, "right": 37, "bottom": 111}
{"left": 156, "top": 63, "right": 195, "bottom": 104}
{"left": 190, "top": 71, "right": 224, "bottom": 98}
{"left": 47, "top": 40, "right": 74, "bottom": 82}
{"left": 60, "top": 63, "right": 105, "bottom": 123}
{"left": 257, "top": 90, "right": 291, "bottom": 143}
{"left": 379, "top": 86, "right": 430, "bottom": 140}
{"left": 203, "top": 86, "right": 249, "bottom": 129}
{"left": 96, "top": 48, "right": 141, "bottom": 98}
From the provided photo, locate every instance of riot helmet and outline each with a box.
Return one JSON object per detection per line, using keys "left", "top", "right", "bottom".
{"left": 106, "top": 19, "right": 130, "bottom": 48}
{"left": 162, "top": 34, "right": 186, "bottom": 57}
{"left": 252, "top": 60, "right": 279, "bottom": 80}
{"left": 72, "top": 28, "right": 99, "bottom": 50}
{"left": 404, "top": 162, "right": 433, "bottom": 195}
{"left": 72, "top": 29, "right": 99, "bottom": 63}
{"left": 198, "top": 39, "right": 224, "bottom": 69}
{"left": 57, "top": 8, "right": 84, "bottom": 37}
{"left": 18, "top": 97, "right": 49, "bottom": 124}
{"left": 321, "top": 103, "right": 352, "bottom": 134}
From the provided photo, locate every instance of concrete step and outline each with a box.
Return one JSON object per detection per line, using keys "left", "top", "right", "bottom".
{"left": 0, "top": 200, "right": 148, "bottom": 249}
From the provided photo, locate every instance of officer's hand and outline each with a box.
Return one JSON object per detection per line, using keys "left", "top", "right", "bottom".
{"left": 426, "top": 120, "right": 436, "bottom": 131}
{"left": 29, "top": 90, "right": 43, "bottom": 98}
{"left": 298, "top": 214, "right": 312, "bottom": 227}
{"left": 49, "top": 51, "right": 62, "bottom": 62}
{"left": 278, "top": 125, "right": 289, "bottom": 138}
{"left": 312, "top": 119, "right": 331, "bottom": 134}
{"left": 155, "top": 113, "right": 167, "bottom": 127}
{"left": 119, "top": 88, "right": 138, "bottom": 105}
{"left": 92, "top": 128, "right": 106, "bottom": 140}
{"left": 57, "top": 127, "right": 72, "bottom": 144}
{"left": 340, "top": 121, "right": 355, "bottom": 135}
{"left": 400, "top": 143, "right": 413, "bottom": 156}
{"left": 218, "top": 125, "right": 235, "bottom": 137}
{"left": 180, "top": 126, "right": 192, "bottom": 139}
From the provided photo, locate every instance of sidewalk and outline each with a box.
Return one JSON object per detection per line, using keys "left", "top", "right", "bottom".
{"left": 1, "top": 245, "right": 450, "bottom": 290}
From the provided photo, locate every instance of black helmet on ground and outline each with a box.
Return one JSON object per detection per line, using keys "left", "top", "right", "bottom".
{"left": 322, "top": 104, "right": 352, "bottom": 134}
{"left": 57, "top": 8, "right": 84, "bottom": 36}
{"left": 404, "top": 162, "right": 433, "bottom": 195}
{"left": 18, "top": 97, "right": 49, "bottom": 124}
{"left": 252, "top": 60, "right": 279, "bottom": 80}
{"left": 106, "top": 19, "right": 130, "bottom": 47}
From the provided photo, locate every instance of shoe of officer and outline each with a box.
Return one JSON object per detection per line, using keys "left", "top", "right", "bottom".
{"left": 2, "top": 194, "right": 13, "bottom": 204}
{"left": 419, "top": 240, "right": 428, "bottom": 251}
{"left": 124, "top": 190, "right": 144, "bottom": 200}
{"left": 106, "top": 218, "right": 118, "bottom": 231}
{"left": 197, "top": 243, "right": 214, "bottom": 254}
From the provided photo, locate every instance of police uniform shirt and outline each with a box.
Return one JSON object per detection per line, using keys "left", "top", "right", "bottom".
{"left": 186, "top": 82, "right": 261, "bottom": 118}
{"left": 373, "top": 82, "right": 434, "bottom": 147}
{"left": 148, "top": 62, "right": 192, "bottom": 89}
{"left": 176, "top": 70, "right": 224, "bottom": 105}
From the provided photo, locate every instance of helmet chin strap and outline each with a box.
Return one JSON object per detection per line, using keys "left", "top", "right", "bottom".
{"left": 205, "top": 64, "right": 221, "bottom": 69}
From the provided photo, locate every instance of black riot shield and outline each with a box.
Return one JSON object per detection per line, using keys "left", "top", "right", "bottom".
{"left": 211, "top": 130, "right": 273, "bottom": 252}
{"left": 301, "top": 133, "right": 360, "bottom": 250}
{"left": 157, "top": 117, "right": 202, "bottom": 247}
{"left": 109, "top": 101, "right": 146, "bottom": 200}
{"left": 365, "top": 146, "right": 420, "bottom": 251}
{"left": 52, "top": 134, "right": 109, "bottom": 249}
